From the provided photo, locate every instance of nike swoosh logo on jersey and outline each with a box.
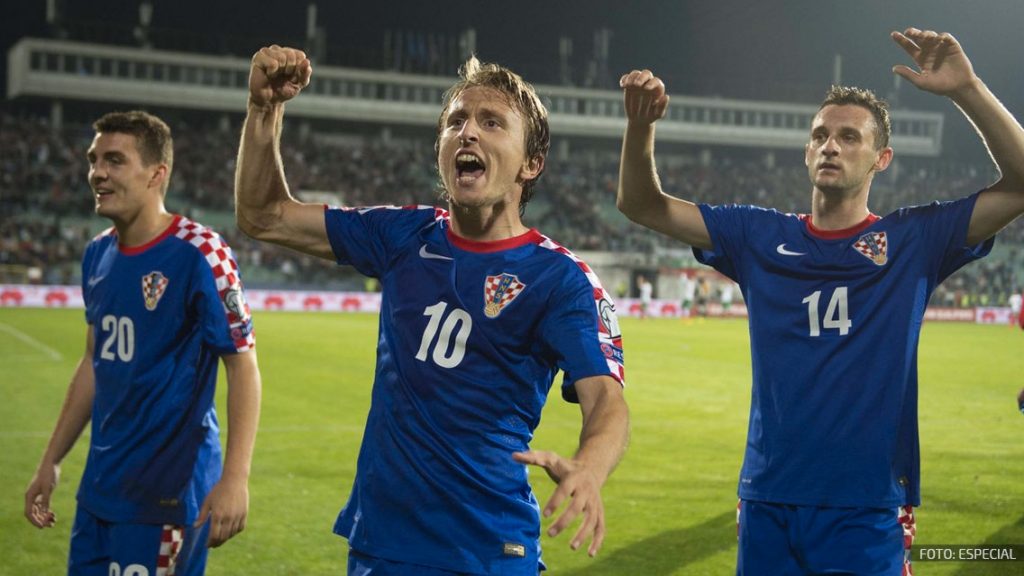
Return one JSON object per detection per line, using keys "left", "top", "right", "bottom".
{"left": 87, "top": 275, "right": 105, "bottom": 287}
{"left": 776, "top": 244, "right": 806, "bottom": 256}
{"left": 419, "top": 245, "right": 453, "bottom": 261}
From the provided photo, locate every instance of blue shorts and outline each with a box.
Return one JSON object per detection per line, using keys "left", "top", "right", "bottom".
{"left": 736, "top": 500, "right": 915, "bottom": 576}
{"left": 69, "top": 505, "right": 210, "bottom": 576}
{"left": 348, "top": 549, "right": 470, "bottom": 576}
{"left": 347, "top": 549, "right": 542, "bottom": 576}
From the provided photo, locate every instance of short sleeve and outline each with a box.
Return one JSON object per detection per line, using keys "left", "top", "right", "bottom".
{"left": 192, "top": 234, "right": 255, "bottom": 355}
{"left": 324, "top": 205, "right": 442, "bottom": 277}
{"left": 539, "top": 265, "right": 624, "bottom": 403}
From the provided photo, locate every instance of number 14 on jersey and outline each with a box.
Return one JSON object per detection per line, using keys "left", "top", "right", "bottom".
{"left": 802, "top": 287, "right": 852, "bottom": 337}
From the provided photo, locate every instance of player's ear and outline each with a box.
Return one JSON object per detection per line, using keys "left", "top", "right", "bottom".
{"left": 148, "top": 163, "right": 169, "bottom": 190}
{"left": 874, "top": 147, "right": 893, "bottom": 172}
{"left": 520, "top": 154, "right": 544, "bottom": 181}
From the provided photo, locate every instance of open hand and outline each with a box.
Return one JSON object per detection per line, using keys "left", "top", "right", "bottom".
{"left": 24, "top": 463, "right": 60, "bottom": 529}
{"left": 194, "top": 476, "right": 249, "bottom": 547}
{"left": 513, "top": 449, "right": 607, "bottom": 556}
{"left": 891, "top": 28, "right": 978, "bottom": 97}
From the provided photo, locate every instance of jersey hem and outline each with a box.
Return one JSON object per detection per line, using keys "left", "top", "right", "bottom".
{"left": 738, "top": 489, "right": 919, "bottom": 509}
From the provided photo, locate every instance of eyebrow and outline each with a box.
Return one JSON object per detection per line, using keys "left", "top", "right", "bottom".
{"left": 87, "top": 149, "right": 128, "bottom": 161}
{"left": 447, "top": 104, "right": 512, "bottom": 121}
{"left": 811, "top": 125, "right": 863, "bottom": 136}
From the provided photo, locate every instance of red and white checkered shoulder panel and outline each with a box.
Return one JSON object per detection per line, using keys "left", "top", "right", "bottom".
{"left": 536, "top": 235, "right": 604, "bottom": 297}
{"left": 173, "top": 218, "right": 240, "bottom": 293}
{"left": 535, "top": 235, "right": 625, "bottom": 385}
{"left": 173, "top": 218, "right": 254, "bottom": 352}
{"left": 329, "top": 204, "right": 446, "bottom": 218}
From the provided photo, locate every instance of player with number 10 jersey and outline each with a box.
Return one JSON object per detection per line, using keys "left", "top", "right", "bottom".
{"left": 325, "top": 205, "right": 624, "bottom": 573}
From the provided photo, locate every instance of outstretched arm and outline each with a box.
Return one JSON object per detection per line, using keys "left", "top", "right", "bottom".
{"left": 235, "top": 45, "right": 333, "bottom": 259}
{"left": 892, "top": 28, "right": 1024, "bottom": 246}
{"left": 25, "top": 327, "right": 95, "bottom": 529}
{"left": 194, "top": 349, "right": 261, "bottom": 547}
{"left": 513, "top": 375, "right": 629, "bottom": 556}
{"left": 617, "top": 70, "right": 712, "bottom": 250}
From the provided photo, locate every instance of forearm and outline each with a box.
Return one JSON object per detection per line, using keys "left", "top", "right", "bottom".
{"left": 221, "top": 354, "right": 261, "bottom": 483}
{"left": 40, "top": 357, "right": 94, "bottom": 467}
{"left": 574, "top": 387, "right": 629, "bottom": 486}
{"left": 617, "top": 123, "right": 665, "bottom": 221}
{"left": 951, "top": 78, "right": 1024, "bottom": 188}
{"left": 235, "top": 102, "right": 292, "bottom": 240}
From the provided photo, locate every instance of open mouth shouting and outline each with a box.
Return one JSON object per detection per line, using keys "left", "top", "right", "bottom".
{"left": 455, "top": 153, "right": 486, "bottom": 185}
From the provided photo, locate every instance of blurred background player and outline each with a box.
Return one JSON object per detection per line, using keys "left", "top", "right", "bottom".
{"left": 24, "top": 111, "right": 262, "bottom": 575}
{"left": 1008, "top": 287, "right": 1022, "bottom": 327}
{"left": 679, "top": 271, "right": 696, "bottom": 319}
{"left": 695, "top": 276, "right": 711, "bottom": 318}
{"left": 637, "top": 274, "right": 652, "bottom": 319}
{"left": 719, "top": 280, "right": 734, "bottom": 316}
{"left": 235, "top": 45, "right": 629, "bottom": 574}
{"left": 618, "top": 27, "right": 1024, "bottom": 575}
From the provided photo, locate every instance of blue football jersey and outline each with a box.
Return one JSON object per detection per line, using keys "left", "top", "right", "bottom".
{"left": 694, "top": 193, "right": 991, "bottom": 508}
{"left": 78, "top": 215, "right": 254, "bottom": 525}
{"left": 324, "top": 205, "right": 624, "bottom": 575}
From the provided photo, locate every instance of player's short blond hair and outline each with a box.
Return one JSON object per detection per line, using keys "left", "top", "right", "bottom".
{"left": 436, "top": 57, "right": 550, "bottom": 214}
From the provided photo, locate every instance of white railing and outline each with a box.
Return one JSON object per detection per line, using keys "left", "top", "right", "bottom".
{"left": 8, "top": 38, "right": 943, "bottom": 155}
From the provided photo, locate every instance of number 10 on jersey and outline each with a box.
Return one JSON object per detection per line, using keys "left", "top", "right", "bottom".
{"left": 416, "top": 302, "right": 473, "bottom": 368}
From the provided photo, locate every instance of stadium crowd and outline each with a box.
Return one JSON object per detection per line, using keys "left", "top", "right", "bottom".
{"left": 2, "top": 112, "right": 1021, "bottom": 305}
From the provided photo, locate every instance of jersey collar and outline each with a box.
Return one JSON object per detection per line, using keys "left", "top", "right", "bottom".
{"left": 799, "top": 213, "right": 880, "bottom": 240}
{"left": 446, "top": 227, "right": 543, "bottom": 253}
{"left": 118, "top": 214, "right": 181, "bottom": 255}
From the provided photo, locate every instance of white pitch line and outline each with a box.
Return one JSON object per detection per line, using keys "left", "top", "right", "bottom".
{"left": 0, "top": 322, "right": 63, "bottom": 361}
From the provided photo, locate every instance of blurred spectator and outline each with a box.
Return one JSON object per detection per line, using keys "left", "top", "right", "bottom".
{"left": 2, "top": 111, "right": 1019, "bottom": 303}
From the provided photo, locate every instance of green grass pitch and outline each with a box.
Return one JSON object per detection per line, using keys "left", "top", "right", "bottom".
{"left": 2, "top": 308, "right": 1022, "bottom": 575}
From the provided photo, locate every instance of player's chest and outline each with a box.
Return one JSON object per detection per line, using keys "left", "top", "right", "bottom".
{"left": 86, "top": 247, "right": 192, "bottom": 318}
{"left": 388, "top": 254, "right": 551, "bottom": 332}
{"left": 748, "top": 227, "right": 925, "bottom": 334}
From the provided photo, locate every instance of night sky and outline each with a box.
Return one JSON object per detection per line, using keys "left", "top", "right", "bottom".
{"left": 3, "top": 0, "right": 1022, "bottom": 158}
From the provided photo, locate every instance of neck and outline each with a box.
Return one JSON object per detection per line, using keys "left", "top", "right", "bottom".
{"left": 113, "top": 206, "right": 174, "bottom": 247}
{"left": 447, "top": 202, "right": 528, "bottom": 242}
{"left": 809, "top": 185, "right": 871, "bottom": 231}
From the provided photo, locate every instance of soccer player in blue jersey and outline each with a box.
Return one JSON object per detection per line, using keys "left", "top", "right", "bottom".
{"left": 235, "top": 45, "right": 629, "bottom": 575}
{"left": 618, "top": 28, "right": 1024, "bottom": 575}
{"left": 25, "top": 111, "right": 262, "bottom": 575}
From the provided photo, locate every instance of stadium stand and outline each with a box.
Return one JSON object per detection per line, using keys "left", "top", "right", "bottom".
{"left": 3, "top": 110, "right": 1022, "bottom": 307}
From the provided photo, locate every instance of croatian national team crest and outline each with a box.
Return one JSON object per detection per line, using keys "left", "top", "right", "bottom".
{"left": 142, "top": 271, "right": 169, "bottom": 311}
{"left": 484, "top": 273, "right": 526, "bottom": 318}
{"left": 853, "top": 231, "right": 888, "bottom": 266}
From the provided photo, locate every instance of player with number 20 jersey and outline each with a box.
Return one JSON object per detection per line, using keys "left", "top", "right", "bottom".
{"left": 79, "top": 215, "right": 255, "bottom": 525}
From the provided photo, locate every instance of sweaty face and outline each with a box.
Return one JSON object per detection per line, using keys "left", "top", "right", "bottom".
{"left": 87, "top": 132, "right": 163, "bottom": 222}
{"left": 437, "top": 86, "right": 538, "bottom": 211}
{"left": 805, "top": 105, "right": 889, "bottom": 195}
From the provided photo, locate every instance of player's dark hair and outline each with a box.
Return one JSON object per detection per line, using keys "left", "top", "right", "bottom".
{"left": 93, "top": 110, "right": 174, "bottom": 174}
{"left": 435, "top": 56, "right": 550, "bottom": 215}
{"left": 819, "top": 86, "right": 891, "bottom": 150}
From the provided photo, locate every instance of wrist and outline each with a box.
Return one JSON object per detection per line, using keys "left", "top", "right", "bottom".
{"left": 219, "top": 464, "right": 251, "bottom": 484}
{"left": 949, "top": 76, "right": 985, "bottom": 104}
{"left": 247, "top": 99, "right": 283, "bottom": 116}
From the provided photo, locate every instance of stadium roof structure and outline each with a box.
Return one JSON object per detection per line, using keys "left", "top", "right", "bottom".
{"left": 8, "top": 37, "right": 943, "bottom": 155}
